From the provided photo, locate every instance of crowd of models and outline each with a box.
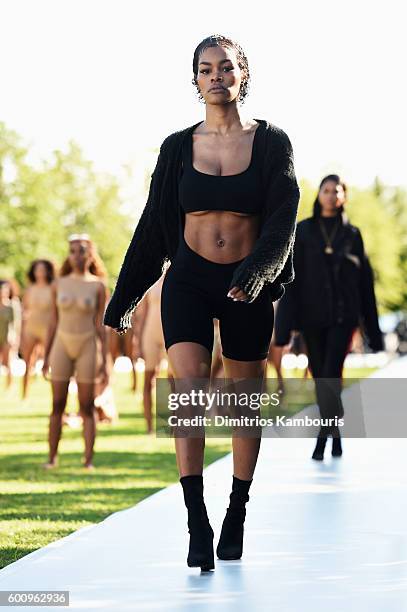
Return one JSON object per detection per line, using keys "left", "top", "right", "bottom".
{"left": 0, "top": 33, "right": 384, "bottom": 574}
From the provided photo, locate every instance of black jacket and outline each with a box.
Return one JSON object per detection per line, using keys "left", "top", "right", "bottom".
{"left": 274, "top": 215, "right": 384, "bottom": 351}
{"left": 104, "top": 119, "right": 300, "bottom": 333}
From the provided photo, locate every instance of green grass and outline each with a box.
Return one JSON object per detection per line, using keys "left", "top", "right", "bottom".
{"left": 0, "top": 364, "right": 376, "bottom": 569}
{"left": 0, "top": 370, "right": 231, "bottom": 569}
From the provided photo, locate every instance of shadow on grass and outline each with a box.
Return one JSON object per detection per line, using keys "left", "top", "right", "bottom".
{"left": 0, "top": 446, "right": 231, "bottom": 523}
{"left": 0, "top": 451, "right": 175, "bottom": 481}
{"left": 1, "top": 485, "right": 164, "bottom": 522}
{"left": 1, "top": 547, "right": 46, "bottom": 569}
{"left": 0, "top": 445, "right": 228, "bottom": 481}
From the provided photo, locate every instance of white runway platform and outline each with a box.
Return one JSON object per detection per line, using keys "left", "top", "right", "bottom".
{"left": 1, "top": 358, "right": 406, "bottom": 611}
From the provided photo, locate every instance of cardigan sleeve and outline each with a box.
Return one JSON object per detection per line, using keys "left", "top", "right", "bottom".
{"left": 273, "top": 230, "right": 304, "bottom": 346}
{"left": 227, "top": 129, "right": 300, "bottom": 302}
{"left": 354, "top": 230, "right": 384, "bottom": 351}
{"left": 103, "top": 141, "right": 170, "bottom": 334}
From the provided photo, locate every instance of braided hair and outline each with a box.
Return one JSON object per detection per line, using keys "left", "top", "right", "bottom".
{"left": 192, "top": 34, "right": 251, "bottom": 105}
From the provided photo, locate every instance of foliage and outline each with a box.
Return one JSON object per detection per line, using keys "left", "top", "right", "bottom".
{"left": 0, "top": 123, "right": 131, "bottom": 291}
{"left": 1, "top": 121, "right": 406, "bottom": 310}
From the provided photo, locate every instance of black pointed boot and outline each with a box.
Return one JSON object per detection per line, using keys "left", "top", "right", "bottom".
{"left": 331, "top": 427, "right": 343, "bottom": 457}
{"left": 312, "top": 434, "right": 327, "bottom": 460}
{"left": 180, "top": 474, "right": 214, "bottom": 571}
{"left": 216, "top": 475, "right": 252, "bottom": 560}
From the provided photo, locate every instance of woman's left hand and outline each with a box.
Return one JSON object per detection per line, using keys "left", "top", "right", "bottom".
{"left": 227, "top": 286, "right": 248, "bottom": 302}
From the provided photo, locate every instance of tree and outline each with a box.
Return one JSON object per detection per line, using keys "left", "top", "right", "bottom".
{"left": 0, "top": 124, "right": 132, "bottom": 291}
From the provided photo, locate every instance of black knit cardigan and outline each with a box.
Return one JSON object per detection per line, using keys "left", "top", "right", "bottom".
{"left": 274, "top": 215, "right": 384, "bottom": 351}
{"left": 104, "top": 119, "right": 300, "bottom": 334}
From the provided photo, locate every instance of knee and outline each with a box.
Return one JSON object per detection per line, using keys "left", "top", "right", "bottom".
{"left": 79, "top": 402, "right": 95, "bottom": 418}
{"left": 51, "top": 399, "right": 66, "bottom": 416}
{"left": 175, "top": 363, "right": 211, "bottom": 379}
{"left": 143, "top": 370, "right": 155, "bottom": 387}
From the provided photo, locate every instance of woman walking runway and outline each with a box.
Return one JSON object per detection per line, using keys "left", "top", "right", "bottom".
{"left": 275, "top": 174, "right": 383, "bottom": 460}
{"left": 104, "top": 34, "right": 300, "bottom": 570}
{"left": 21, "top": 259, "right": 56, "bottom": 400}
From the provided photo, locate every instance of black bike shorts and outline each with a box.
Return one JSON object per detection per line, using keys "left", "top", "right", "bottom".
{"left": 161, "top": 231, "right": 274, "bottom": 361}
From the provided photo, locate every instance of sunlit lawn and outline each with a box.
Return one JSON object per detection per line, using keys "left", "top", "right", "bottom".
{"left": 0, "top": 363, "right": 376, "bottom": 569}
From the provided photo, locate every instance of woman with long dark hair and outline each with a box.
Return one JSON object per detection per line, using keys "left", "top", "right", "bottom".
{"left": 104, "top": 34, "right": 300, "bottom": 571}
{"left": 0, "top": 280, "right": 16, "bottom": 390}
{"left": 0, "top": 278, "right": 22, "bottom": 390}
{"left": 42, "top": 235, "right": 109, "bottom": 469}
{"left": 21, "top": 259, "right": 56, "bottom": 399}
{"left": 275, "top": 174, "right": 383, "bottom": 460}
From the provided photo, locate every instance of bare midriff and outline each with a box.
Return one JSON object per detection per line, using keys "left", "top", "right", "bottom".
{"left": 184, "top": 210, "right": 260, "bottom": 264}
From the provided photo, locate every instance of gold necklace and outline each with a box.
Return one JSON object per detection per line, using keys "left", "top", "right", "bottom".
{"left": 318, "top": 216, "right": 340, "bottom": 254}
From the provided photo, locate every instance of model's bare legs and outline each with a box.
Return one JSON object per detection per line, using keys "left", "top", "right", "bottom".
{"left": 45, "top": 380, "right": 69, "bottom": 468}
{"left": 222, "top": 356, "right": 266, "bottom": 479}
{"left": 215, "top": 355, "right": 267, "bottom": 560}
{"left": 267, "top": 343, "right": 285, "bottom": 395}
{"left": 167, "top": 341, "right": 214, "bottom": 570}
{"left": 166, "top": 342, "right": 267, "bottom": 479}
{"left": 0, "top": 344, "right": 12, "bottom": 389}
{"left": 77, "top": 382, "right": 96, "bottom": 469}
{"left": 143, "top": 369, "right": 156, "bottom": 434}
{"left": 125, "top": 330, "right": 137, "bottom": 392}
{"left": 167, "top": 342, "right": 212, "bottom": 476}
{"left": 21, "top": 335, "right": 38, "bottom": 400}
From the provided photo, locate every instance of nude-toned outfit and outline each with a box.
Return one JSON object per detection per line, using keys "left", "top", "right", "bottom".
{"left": 141, "top": 277, "right": 166, "bottom": 371}
{"left": 49, "top": 274, "right": 102, "bottom": 384}
{"left": 0, "top": 303, "right": 14, "bottom": 347}
{"left": 212, "top": 318, "right": 222, "bottom": 359}
{"left": 24, "top": 284, "right": 52, "bottom": 344}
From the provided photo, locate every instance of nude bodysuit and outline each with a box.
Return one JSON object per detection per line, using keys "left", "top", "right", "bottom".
{"left": 0, "top": 303, "right": 14, "bottom": 347}
{"left": 24, "top": 284, "right": 53, "bottom": 343}
{"left": 49, "top": 274, "right": 102, "bottom": 384}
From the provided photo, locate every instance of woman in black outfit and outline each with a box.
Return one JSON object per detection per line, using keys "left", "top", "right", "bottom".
{"left": 104, "top": 34, "right": 300, "bottom": 571}
{"left": 275, "top": 174, "right": 383, "bottom": 460}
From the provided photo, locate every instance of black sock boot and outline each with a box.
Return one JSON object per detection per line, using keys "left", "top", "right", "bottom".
{"left": 216, "top": 475, "right": 252, "bottom": 560}
{"left": 331, "top": 427, "right": 343, "bottom": 457}
{"left": 312, "top": 431, "right": 327, "bottom": 460}
{"left": 180, "top": 475, "right": 214, "bottom": 571}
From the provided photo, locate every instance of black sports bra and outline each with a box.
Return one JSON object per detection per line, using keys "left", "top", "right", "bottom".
{"left": 178, "top": 122, "right": 263, "bottom": 215}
